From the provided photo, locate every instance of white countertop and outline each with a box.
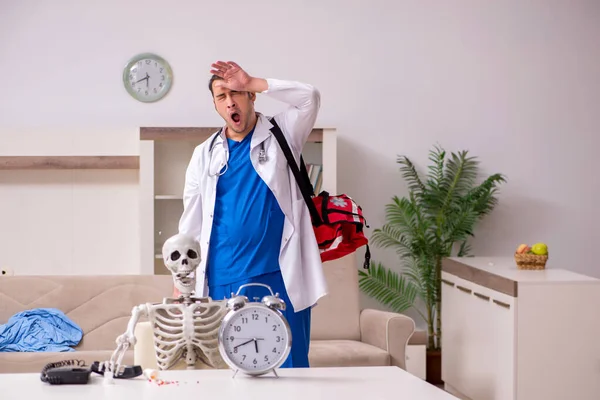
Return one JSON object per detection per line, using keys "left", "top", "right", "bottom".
{"left": 0, "top": 366, "right": 457, "bottom": 400}
{"left": 446, "top": 256, "right": 599, "bottom": 284}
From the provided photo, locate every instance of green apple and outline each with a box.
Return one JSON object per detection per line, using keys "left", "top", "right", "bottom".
{"left": 531, "top": 243, "right": 548, "bottom": 255}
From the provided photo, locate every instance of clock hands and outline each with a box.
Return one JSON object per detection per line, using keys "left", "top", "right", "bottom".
{"left": 134, "top": 72, "right": 151, "bottom": 88}
{"left": 234, "top": 339, "right": 254, "bottom": 350}
{"left": 233, "top": 337, "right": 264, "bottom": 352}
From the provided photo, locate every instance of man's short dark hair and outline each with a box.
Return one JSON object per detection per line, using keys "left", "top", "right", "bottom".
{"left": 208, "top": 74, "right": 223, "bottom": 96}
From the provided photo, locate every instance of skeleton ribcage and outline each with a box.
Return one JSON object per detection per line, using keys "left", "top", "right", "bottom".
{"left": 147, "top": 300, "right": 227, "bottom": 370}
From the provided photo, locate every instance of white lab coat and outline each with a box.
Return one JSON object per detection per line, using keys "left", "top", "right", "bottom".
{"left": 178, "top": 78, "right": 328, "bottom": 312}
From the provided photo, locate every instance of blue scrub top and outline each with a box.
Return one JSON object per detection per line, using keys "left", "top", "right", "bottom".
{"left": 206, "top": 129, "right": 285, "bottom": 287}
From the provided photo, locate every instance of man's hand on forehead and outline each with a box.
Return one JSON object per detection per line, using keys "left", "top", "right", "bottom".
{"left": 210, "top": 61, "right": 267, "bottom": 93}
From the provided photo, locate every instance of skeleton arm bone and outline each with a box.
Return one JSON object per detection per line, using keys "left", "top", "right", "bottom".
{"left": 108, "top": 304, "right": 149, "bottom": 376}
{"left": 124, "top": 304, "right": 150, "bottom": 342}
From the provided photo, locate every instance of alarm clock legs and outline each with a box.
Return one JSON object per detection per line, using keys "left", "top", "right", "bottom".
{"left": 230, "top": 368, "right": 278, "bottom": 379}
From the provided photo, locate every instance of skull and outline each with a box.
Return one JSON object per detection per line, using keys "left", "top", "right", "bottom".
{"left": 162, "top": 234, "right": 201, "bottom": 296}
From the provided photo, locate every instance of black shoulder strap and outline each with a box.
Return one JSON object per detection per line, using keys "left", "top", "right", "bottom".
{"left": 269, "top": 117, "right": 323, "bottom": 226}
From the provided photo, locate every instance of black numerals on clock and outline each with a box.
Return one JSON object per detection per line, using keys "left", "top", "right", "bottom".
{"left": 239, "top": 312, "right": 266, "bottom": 325}
{"left": 240, "top": 312, "right": 259, "bottom": 324}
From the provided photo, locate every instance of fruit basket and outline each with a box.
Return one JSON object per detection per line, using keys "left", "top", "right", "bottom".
{"left": 514, "top": 253, "right": 548, "bottom": 270}
{"left": 514, "top": 243, "right": 548, "bottom": 270}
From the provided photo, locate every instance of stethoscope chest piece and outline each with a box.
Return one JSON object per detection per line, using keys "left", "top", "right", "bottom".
{"left": 258, "top": 147, "right": 268, "bottom": 163}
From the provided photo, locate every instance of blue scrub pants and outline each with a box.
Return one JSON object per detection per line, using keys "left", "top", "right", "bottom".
{"left": 208, "top": 270, "right": 311, "bottom": 368}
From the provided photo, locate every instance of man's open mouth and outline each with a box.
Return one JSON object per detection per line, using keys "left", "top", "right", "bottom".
{"left": 231, "top": 113, "right": 241, "bottom": 123}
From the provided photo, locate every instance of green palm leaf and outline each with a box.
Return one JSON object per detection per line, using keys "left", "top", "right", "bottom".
{"left": 358, "top": 262, "right": 421, "bottom": 316}
{"left": 397, "top": 155, "right": 426, "bottom": 196}
{"left": 457, "top": 240, "right": 473, "bottom": 257}
{"left": 442, "top": 208, "right": 479, "bottom": 248}
{"left": 370, "top": 225, "right": 414, "bottom": 258}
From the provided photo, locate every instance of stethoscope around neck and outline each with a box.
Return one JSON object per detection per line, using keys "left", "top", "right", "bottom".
{"left": 207, "top": 129, "right": 268, "bottom": 177}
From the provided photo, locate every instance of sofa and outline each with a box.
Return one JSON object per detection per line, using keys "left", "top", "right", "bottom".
{"left": 0, "top": 275, "right": 171, "bottom": 373}
{"left": 0, "top": 253, "right": 424, "bottom": 375}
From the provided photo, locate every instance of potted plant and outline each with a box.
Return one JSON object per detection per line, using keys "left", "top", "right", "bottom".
{"left": 358, "top": 145, "right": 505, "bottom": 384}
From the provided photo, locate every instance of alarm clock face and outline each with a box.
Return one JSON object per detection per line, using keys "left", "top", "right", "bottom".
{"left": 123, "top": 53, "right": 173, "bottom": 102}
{"left": 219, "top": 304, "right": 291, "bottom": 374}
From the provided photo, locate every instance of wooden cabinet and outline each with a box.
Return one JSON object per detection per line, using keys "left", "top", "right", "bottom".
{"left": 441, "top": 257, "right": 600, "bottom": 400}
{"left": 442, "top": 271, "right": 516, "bottom": 399}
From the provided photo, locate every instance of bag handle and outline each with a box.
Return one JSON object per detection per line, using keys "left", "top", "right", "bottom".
{"left": 269, "top": 118, "right": 323, "bottom": 226}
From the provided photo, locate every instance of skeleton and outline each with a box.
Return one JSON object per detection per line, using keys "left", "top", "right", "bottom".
{"left": 104, "top": 233, "right": 229, "bottom": 378}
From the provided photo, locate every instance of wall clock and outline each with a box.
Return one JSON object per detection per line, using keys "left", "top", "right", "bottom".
{"left": 123, "top": 53, "right": 173, "bottom": 103}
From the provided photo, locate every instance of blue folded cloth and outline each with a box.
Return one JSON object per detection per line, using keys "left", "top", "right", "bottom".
{"left": 0, "top": 308, "right": 83, "bottom": 352}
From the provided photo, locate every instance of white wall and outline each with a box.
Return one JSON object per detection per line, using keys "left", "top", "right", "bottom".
{"left": 1, "top": 0, "right": 598, "bottom": 304}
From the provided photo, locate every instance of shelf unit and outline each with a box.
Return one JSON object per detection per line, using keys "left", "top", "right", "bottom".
{"left": 139, "top": 126, "right": 337, "bottom": 275}
{"left": 0, "top": 156, "right": 139, "bottom": 170}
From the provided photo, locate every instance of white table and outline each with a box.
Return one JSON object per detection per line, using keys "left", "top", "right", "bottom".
{"left": 1, "top": 366, "right": 457, "bottom": 400}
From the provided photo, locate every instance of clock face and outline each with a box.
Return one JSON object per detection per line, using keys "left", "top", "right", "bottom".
{"left": 219, "top": 305, "right": 291, "bottom": 374}
{"left": 123, "top": 53, "right": 173, "bottom": 103}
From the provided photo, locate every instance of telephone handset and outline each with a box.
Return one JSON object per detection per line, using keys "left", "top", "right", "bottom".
{"left": 40, "top": 359, "right": 143, "bottom": 385}
{"left": 40, "top": 359, "right": 91, "bottom": 385}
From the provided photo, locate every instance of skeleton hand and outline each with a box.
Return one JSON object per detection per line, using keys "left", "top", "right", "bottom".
{"left": 107, "top": 333, "right": 136, "bottom": 377}
{"left": 116, "top": 332, "right": 137, "bottom": 347}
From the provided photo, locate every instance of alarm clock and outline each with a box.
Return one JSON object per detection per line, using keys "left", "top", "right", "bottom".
{"left": 217, "top": 283, "right": 292, "bottom": 377}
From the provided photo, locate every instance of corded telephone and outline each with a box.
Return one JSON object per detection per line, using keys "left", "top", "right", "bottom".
{"left": 40, "top": 359, "right": 143, "bottom": 385}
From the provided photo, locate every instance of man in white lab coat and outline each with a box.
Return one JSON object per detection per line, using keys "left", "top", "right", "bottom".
{"left": 177, "top": 61, "right": 328, "bottom": 368}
